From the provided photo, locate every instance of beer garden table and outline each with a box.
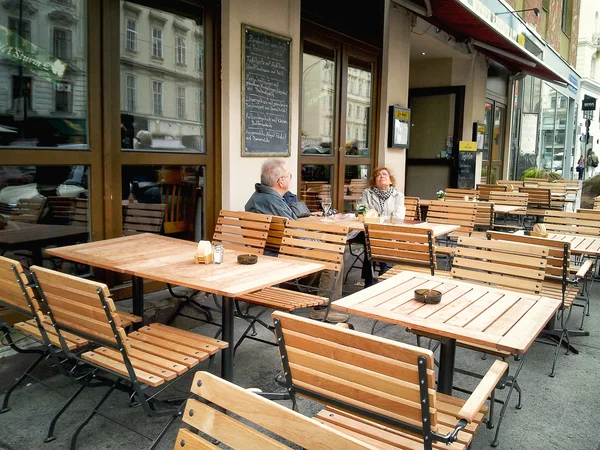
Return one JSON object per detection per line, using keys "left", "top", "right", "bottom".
{"left": 46, "top": 233, "right": 324, "bottom": 381}
{"left": 333, "top": 270, "right": 561, "bottom": 394}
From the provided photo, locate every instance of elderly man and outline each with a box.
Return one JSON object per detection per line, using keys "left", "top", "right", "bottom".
{"left": 245, "top": 159, "right": 347, "bottom": 322}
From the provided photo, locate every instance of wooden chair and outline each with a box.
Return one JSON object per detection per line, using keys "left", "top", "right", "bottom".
{"left": 46, "top": 196, "right": 75, "bottom": 224}
{"left": 175, "top": 371, "right": 376, "bottom": 450}
{"left": 486, "top": 231, "right": 592, "bottom": 376}
{"left": 29, "top": 265, "right": 227, "bottom": 449}
{"left": 519, "top": 187, "right": 551, "bottom": 212}
{"left": 473, "top": 201, "right": 494, "bottom": 230}
{"left": 444, "top": 188, "right": 478, "bottom": 201}
{"left": 235, "top": 220, "right": 348, "bottom": 350}
{"left": 71, "top": 198, "right": 89, "bottom": 227}
{"left": 300, "top": 181, "right": 328, "bottom": 212}
{"left": 212, "top": 210, "right": 272, "bottom": 254}
{"left": 160, "top": 182, "right": 197, "bottom": 237}
{"left": 404, "top": 196, "right": 420, "bottom": 220}
{"left": 542, "top": 210, "right": 600, "bottom": 237}
{"left": 264, "top": 215, "right": 288, "bottom": 255}
{"left": 272, "top": 311, "right": 507, "bottom": 450}
{"left": 476, "top": 184, "right": 506, "bottom": 201}
{"left": 426, "top": 200, "right": 476, "bottom": 258}
{"left": 122, "top": 202, "right": 166, "bottom": 235}
{"left": 10, "top": 197, "right": 46, "bottom": 223}
{"left": 365, "top": 223, "right": 437, "bottom": 281}
{"left": 489, "top": 191, "right": 528, "bottom": 229}
{"left": 594, "top": 196, "right": 600, "bottom": 210}
{"left": 497, "top": 180, "right": 523, "bottom": 188}
{"left": 0, "top": 255, "right": 90, "bottom": 441}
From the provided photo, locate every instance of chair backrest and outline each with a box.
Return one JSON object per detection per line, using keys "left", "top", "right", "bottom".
{"left": 271, "top": 311, "right": 438, "bottom": 441}
{"left": 46, "top": 196, "right": 75, "bottom": 224}
{"left": 444, "top": 188, "right": 478, "bottom": 201}
{"left": 577, "top": 208, "right": 600, "bottom": 215}
{"left": 489, "top": 191, "right": 528, "bottom": 213}
{"left": 518, "top": 187, "right": 550, "bottom": 209}
{"left": 279, "top": 220, "right": 348, "bottom": 273}
{"left": 72, "top": 198, "right": 89, "bottom": 227}
{"left": 426, "top": 200, "right": 476, "bottom": 234}
{"left": 473, "top": 201, "right": 494, "bottom": 229}
{"left": 594, "top": 196, "right": 600, "bottom": 210}
{"left": 265, "top": 215, "right": 289, "bottom": 254}
{"left": 486, "top": 231, "right": 569, "bottom": 283}
{"left": 160, "top": 182, "right": 197, "bottom": 235}
{"left": 542, "top": 210, "right": 600, "bottom": 237}
{"left": 177, "top": 371, "right": 375, "bottom": 450}
{"left": 30, "top": 265, "right": 126, "bottom": 350}
{"left": 123, "top": 202, "right": 166, "bottom": 235}
{"left": 0, "top": 256, "right": 39, "bottom": 319}
{"left": 404, "top": 196, "right": 420, "bottom": 220}
{"left": 364, "top": 223, "right": 436, "bottom": 275}
{"left": 212, "top": 210, "right": 272, "bottom": 254}
{"left": 452, "top": 237, "right": 547, "bottom": 294}
{"left": 10, "top": 197, "right": 46, "bottom": 223}
{"left": 476, "top": 184, "right": 506, "bottom": 201}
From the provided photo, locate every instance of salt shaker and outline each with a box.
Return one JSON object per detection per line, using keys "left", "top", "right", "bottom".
{"left": 213, "top": 244, "right": 224, "bottom": 264}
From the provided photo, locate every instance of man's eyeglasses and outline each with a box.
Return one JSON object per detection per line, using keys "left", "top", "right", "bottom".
{"left": 279, "top": 173, "right": 293, "bottom": 181}
{"left": 376, "top": 173, "right": 390, "bottom": 178}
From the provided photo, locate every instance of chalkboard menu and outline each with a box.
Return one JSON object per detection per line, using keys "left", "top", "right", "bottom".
{"left": 457, "top": 150, "right": 477, "bottom": 189}
{"left": 242, "top": 25, "right": 291, "bottom": 156}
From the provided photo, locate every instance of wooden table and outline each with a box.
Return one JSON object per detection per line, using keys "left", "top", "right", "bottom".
{"left": 333, "top": 270, "right": 560, "bottom": 394}
{"left": 514, "top": 231, "right": 600, "bottom": 257}
{"left": 46, "top": 233, "right": 324, "bottom": 381}
{"left": 493, "top": 204, "right": 524, "bottom": 214}
{"left": 0, "top": 222, "right": 89, "bottom": 266}
{"left": 301, "top": 215, "right": 460, "bottom": 236}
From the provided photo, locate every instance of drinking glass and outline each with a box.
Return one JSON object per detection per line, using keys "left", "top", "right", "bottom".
{"left": 321, "top": 197, "right": 332, "bottom": 218}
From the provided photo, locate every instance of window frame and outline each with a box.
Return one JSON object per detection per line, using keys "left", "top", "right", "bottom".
{"left": 177, "top": 85, "right": 186, "bottom": 119}
{"left": 176, "top": 36, "right": 186, "bottom": 65}
{"left": 53, "top": 27, "right": 73, "bottom": 61}
{"left": 126, "top": 19, "right": 137, "bottom": 52}
{"left": 152, "top": 80, "right": 163, "bottom": 116}
{"left": 54, "top": 80, "right": 73, "bottom": 113}
{"left": 151, "top": 27, "right": 163, "bottom": 59}
{"left": 126, "top": 74, "right": 136, "bottom": 112}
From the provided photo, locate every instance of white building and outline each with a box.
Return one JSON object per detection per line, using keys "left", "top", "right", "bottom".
{"left": 119, "top": 1, "right": 205, "bottom": 152}
{"left": 575, "top": 0, "right": 600, "bottom": 178}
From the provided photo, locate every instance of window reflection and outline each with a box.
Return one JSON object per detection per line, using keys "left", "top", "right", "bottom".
{"left": 345, "top": 57, "right": 372, "bottom": 156}
{"left": 120, "top": 1, "right": 205, "bottom": 153}
{"left": 0, "top": 0, "right": 89, "bottom": 148}
{"left": 300, "top": 164, "right": 332, "bottom": 211}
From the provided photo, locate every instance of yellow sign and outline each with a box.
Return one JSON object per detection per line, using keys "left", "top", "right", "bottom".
{"left": 395, "top": 110, "right": 409, "bottom": 120}
{"left": 477, "top": 125, "right": 486, "bottom": 133}
{"left": 459, "top": 141, "right": 477, "bottom": 151}
{"left": 517, "top": 34, "right": 525, "bottom": 46}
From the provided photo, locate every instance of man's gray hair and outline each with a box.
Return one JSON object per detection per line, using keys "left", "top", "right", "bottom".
{"left": 261, "top": 159, "right": 288, "bottom": 187}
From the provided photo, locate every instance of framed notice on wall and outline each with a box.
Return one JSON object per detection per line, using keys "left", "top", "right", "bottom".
{"left": 241, "top": 24, "right": 292, "bottom": 157}
{"left": 388, "top": 105, "right": 410, "bottom": 148}
{"left": 519, "top": 113, "right": 538, "bottom": 155}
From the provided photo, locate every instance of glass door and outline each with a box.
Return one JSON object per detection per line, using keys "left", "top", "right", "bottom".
{"left": 299, "top": 37, "right": 377, "bottom": 214}
{"left": 481, "top": 100, "right": 506, "bottom": 183}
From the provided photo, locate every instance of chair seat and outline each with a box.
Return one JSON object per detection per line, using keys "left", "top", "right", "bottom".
{"left": 540, "top": 282, "right": 578, "bottom": 309}
{"left": 237, "top": 286, "right": 328, "bottom": 311}
{"left": 316, "top": 399, "right": 489, "bottom": 450}
{"left": 82, "top": 323, "right": 227, "bottom": 388}
{"left": 14, "top": 317, "right": 89, "bottom": 351}
{"left": 115, "top": 310, "right": 143, "bottom": 326}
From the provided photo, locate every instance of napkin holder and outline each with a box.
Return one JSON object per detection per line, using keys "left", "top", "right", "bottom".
{"left": 194, "top": 252, "right": 214, "bottom": 264}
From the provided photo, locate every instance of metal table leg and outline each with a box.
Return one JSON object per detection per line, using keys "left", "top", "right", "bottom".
{"left": 221, "top": 296, "right": 234, "bottom": 381}
{"left": 438, "top": 336, "right": 457, "bottom": 395}
{"left": 131, "top": 275, "right": 144, "bottom": 330}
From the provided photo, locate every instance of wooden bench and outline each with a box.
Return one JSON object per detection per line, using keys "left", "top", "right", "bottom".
{"left": 476, "top": 184, "right": 506, "bottom": 201}
{"left": 272, "top": 311, "right": 507, "bottom": 450}
{"left": 236, "top": 220, "right": 348, "bottom": 348}
{"left": 10, "top": 197, "right": 46, "bottom": 223}
{"left": 29, "top": 265, "right": 227, "bottom": 449}
{"left": 174, "top": 371, "right": 377, "bottom": 450}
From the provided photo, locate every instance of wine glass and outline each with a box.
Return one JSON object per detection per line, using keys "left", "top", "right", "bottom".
{"left": 321, "top": 197, "right": 332, "bottom": 219}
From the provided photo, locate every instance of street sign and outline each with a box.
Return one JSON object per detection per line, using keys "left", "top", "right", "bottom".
{"left": 582, "top": 95, "right": 596, "bottom": 111}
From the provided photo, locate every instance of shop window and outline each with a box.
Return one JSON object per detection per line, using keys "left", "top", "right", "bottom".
{"left": 561, "top": 0, "right": 573, "bottom": 36}
{"left": 53, "top": 28, "right": 72, "bottom": 61}
{"left": 55, "top": 81, "right": 73, "bottom": 113}
{"left": 120, "top": 1, "right": 205, "bottom": 154}
{"left": 1, "top": 0, "right": 88, "bottom": 149}
{"left": 126, "top": 19, "right": 137, "bottom": 52}
{"left": 176, "top": 36, "right": 186, "bottom": 65}
{"left": 152, "top": 27, "right": 163, "bottom": 58}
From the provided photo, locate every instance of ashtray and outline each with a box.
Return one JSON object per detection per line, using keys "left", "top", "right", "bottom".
{"left": 237, "top": 254, "right": 258, "bottom": 265}
{"left": 414, "top": 289, "right": 442, "bottom": 304}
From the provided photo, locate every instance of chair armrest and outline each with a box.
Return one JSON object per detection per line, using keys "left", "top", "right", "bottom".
{"left": 576, "top": 259, "right": 594, "bottom": 280}
{"left": 457, "top": 360, "right": 508, "bottom": 423}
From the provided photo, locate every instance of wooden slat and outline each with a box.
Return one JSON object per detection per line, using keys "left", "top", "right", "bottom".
{"left": 82, "top": 351, "right": 164, "bottom": 387}
{"left": 175, "top": 428, "right": 220, "bottom": 450}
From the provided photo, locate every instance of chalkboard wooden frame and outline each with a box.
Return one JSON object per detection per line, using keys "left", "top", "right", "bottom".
{"left": 241, "top": 24, "right": 292, "bottom": 157}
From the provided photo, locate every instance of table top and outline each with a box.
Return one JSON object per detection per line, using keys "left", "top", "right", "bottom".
{"left": 46, "top": 233, "right": 325, "bottom": 297}
{"left": 0, "top": 222, "right": 88, "bottom": 247}
{"left": 514, "top": 230, "right": 600, "bottom": 257}
{"left": 493, "top": 204, "right": 524, "bottom": 214}
{"left": 333, "top": 271, "right": 560, "bottom": 355}
{"left": 300, "top": 215, "right": 460, "bottom": 236}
